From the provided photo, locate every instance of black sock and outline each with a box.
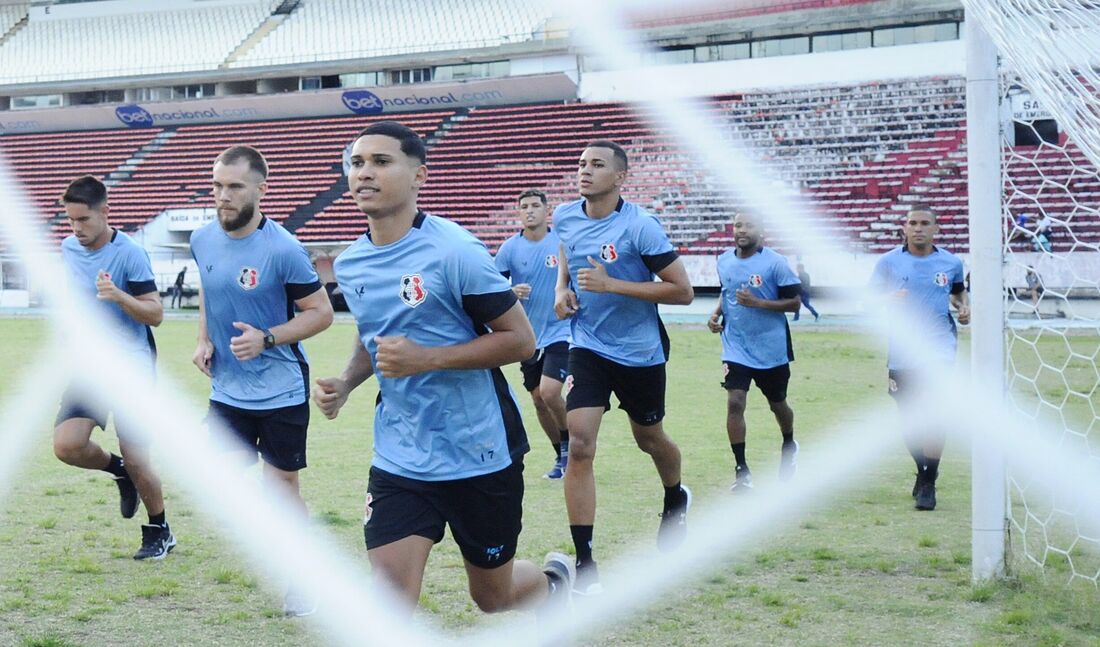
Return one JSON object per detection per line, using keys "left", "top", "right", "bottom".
{"left": 559, "top": 429, "right": 569, "bottom": 444}
{"left": 102, "top": 453, "right": 127, "bottom": 478}
{"left": 663, "top": 482, "right": 684, "bottom": 509}
{"left": 570, "top": 525, "right": 594, "bottom": 565}
{"left": 552, "top": 442, "right": 562, "bottom": 459}
{"left": 731, "top": 442, "right": 747, "bottom": 468}
{"left": 148, "top": 511, "right": 166, "bottom": 527}
{"left": 782, "top": 433, "right": 794, "bottom": 445}
{"left": 923, "top": 458, "right": 940, "bottom": 482}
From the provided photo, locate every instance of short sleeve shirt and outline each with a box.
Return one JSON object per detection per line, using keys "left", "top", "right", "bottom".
{"left": 717, "top": 247, "right": 800, "bottom": 369}
{"left": 494, "top": 229, "right": 570, "bottom": 350}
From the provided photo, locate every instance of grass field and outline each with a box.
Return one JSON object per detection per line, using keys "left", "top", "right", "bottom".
{"left": 1, "top": 316, "right": 1098, "bottom": 647}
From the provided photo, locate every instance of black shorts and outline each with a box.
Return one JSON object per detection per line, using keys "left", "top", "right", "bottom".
{"left": 565, "top": 348, "right": 665, "bottom": 426}
{"left": 519, "top": 341, "right": 570, "bottom": 392}
{"left": 55, "top": 384, "right": 147, "bottom": 446}
{"left": 722, "top": 362, "right": 791, "bottom": 403}
{"left": 362, "top": 462, "right": 524, "bottom": 569}
{"left": 207, "top": 400, "right": 309, "bottom": 472}
{"left": 887, "top": 369, "right": 918, "bottom": 401}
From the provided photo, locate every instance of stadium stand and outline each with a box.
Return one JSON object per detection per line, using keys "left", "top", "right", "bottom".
{"left": 3, "top": 76, "right": 1095, "bottom": 255}
{"left": 0, "top": 3, "right": 27, "bottom": 38}
{"left": 628, "top": 0, "right": 881, "bottom": 28}
{"left": 232, "top": 0, "right": 555, "bottom": 67}
{"left": 0, "top": 1, "right": 277, "bottom": 84}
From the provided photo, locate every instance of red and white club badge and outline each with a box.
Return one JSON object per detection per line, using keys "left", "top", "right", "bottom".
{"left": 599, "top": 243, "right": 619, "bottom": 263}
{"left": 237, "top": 267, "right": 260, "bottom": 290}
{"left": 748, "top": 274, "right": 764, "bottom": 288}
{"left": 545, "top": 254, "right": 558, "bottom": 268}
{"left": 400, "top": 273, "right": 428, "bottom": 307}
{"left": 934, "top": 272, "right": 949, "bottom": 287}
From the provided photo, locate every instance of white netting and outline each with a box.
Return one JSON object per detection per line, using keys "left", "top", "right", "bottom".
{"left": 961, "top": 0, "right": 1100, "bottom": 583}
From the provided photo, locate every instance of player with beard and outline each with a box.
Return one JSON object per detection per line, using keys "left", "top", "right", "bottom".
{"left": 708, "top": 213, "right": 802, "bottom": 493}
{"left": 189, "top": 146, "right": 334, "bottom": 616}
{"left": 494, "top": 189, "right": 571, "bottom": 480}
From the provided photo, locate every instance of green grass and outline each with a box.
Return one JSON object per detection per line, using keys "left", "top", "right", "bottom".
{"left": 0, "top": 317, "right": 1098, "bottom": 645}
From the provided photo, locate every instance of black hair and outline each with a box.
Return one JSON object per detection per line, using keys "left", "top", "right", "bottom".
{"left": 357, "top": 121, "right": 427, "bottom": 164}
{"left": 61, "top": 175, "right": 107, "bottom": 209}
{"left": 517, "top": 189, "right": 548, "bottom": 205}
{"left": 585, "top": 139, "right": 628, "bottom": 171}
{"left": 215, "top": 145, "right": 269, "bottom": 179}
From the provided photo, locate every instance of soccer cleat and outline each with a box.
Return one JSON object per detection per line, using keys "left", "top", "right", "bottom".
{"left": 113, "top": 474, "right": 140, "bottom": 519}
{"left": 914, "top": 481, "right": 937, "bottom": 511}
{"left": 657, "top": 485, "right": 691, "bottom": 553}
{"left": 779, "top": 440, "right": 799, "bottom": 481}
{"left": 541, "top": 552, "right": 576, "bottom": 613}
{"left": 573, "top": 560, "right": 603, "bottom": 597}
{"left": 133, "top": 524, "right": 176, "bottom": 560}
{"left": 730, "top": 466, "right": 754, "bottom": 494}
{"left": 283, "top": 583, "right": 318, "bottom": 617}
{"left": 543, "top": 455, "right": 566, "bottom": 480}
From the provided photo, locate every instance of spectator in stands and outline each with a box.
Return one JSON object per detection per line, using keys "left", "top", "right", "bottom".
{"left": 190, "top": 146, "right": 334, "bottom": 617}
{"left": 55, "top": 175, "right": 175, "bottom": 561}
{"left": 1008, "top": 211, "right": 1031, "bottom": 245}
{"left": 1033, "top": 214, "right": 1052, "bottom": 252}
{"left": 170, "top": 266, "right": 187, "bottom": 309}
{"left": 312, "top": 121, "right": 574, "bottom": 618}
{"left": 1023, "top": 266, "right": 1044, "bottom": 310}
{"left": 792, "top": 262, "right": 820, "bottom": 322}
{"left": 869, "top": 205, "right": 969, "bottom": 512}
{"left": 707, "top": 213, "right": 802, "bottom": 494}
{"left": 494, "top": 189, "right": 570, "bottom": 481}
{"left": 553, "top": 140, "right": 694, "bottom": 595}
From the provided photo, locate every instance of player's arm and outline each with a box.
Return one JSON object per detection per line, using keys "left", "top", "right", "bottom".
{"left": 313, "top": 335, "right": 374, "bottom": 420}
{"left": 192, "top": 285, "right": 214, "bottom": 377}
{"left": 736, "top": 284, "right": 802, "bottom": 313}
{"left": 950, "top": 283, "right": 970, "bottom": 325}
{"left": 708, "top": 289, "right": 724, "bottom": 333}
{"left": 577, "top": 255, "right": 694, "bottom": 305}
{"left": 229, "top": 286, "right": 334, "bottom": 361}
{"left": 374, "top": 301, "right": 535, "bottom": 378}
{"left": 95, "top": 271, "right": 163, "bottom": 326}
{"left": 554, "top": 242, "right": 578, "bottom": 318}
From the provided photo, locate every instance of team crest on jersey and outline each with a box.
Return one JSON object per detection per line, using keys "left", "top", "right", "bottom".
{"left": 934, "top": 272, "right": 949, "bottom": 287}
{"left": 237, "top": 267, "right": 260, "bottom": 290}
{"left": 400, "top": 274, "right": 428, "bottom": 307}
{"left": 545, "top": 254, "right": 558, "bottom": 268}
{"left": 599, "top": 243, "right": 619, "bottom": 263}
{"left": 748, "top": 274, "right": 764, "bottom": 288}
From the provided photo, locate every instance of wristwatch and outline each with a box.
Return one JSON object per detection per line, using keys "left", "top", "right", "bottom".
{"left": 262, "top": 330, "right": 276, "bottom": 350}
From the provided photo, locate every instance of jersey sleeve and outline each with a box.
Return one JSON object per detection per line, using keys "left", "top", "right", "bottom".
{"left": 636, "top": 215, "right": 677, "bottom": 273}
{"left": 450, "top": 237, "right": 518, "bottom": 327}
{"left": 868, "top": 256, "right": 892, "bottom": 292}
{"left": 774, "top": 257, "right": 801, "bottom": 287}
{"left": 125, "top": 246, "right": 158, "bottom": 296}
{"left": 950, "top": 257, "right": 966, "bottom": 294}
{"left": 280, "top": 237, "right": 323, "bottom": 300}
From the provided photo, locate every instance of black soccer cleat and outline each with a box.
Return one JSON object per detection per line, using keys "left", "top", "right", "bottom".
{"left": 914, "top": 481, "right": 937, "bottom": 511}
{"left": 657, "top": 485, "right": 692, "bottom": 553}
{"left": 133, "top": 524, "right": 176, "bottom": 560}
{"left": 730, "top": 465, "right": 754, "bottom": 494}
{"left": 113, "top": 474, "right": 140, "bottom": 519}
{"left": 573, "top": 559, "right": 603, "bottom": 597}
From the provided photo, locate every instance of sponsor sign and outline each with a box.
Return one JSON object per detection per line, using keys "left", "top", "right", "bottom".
{"left": 1011, "top": 93, "right": 1053, "bottom": 122}
{"left": 166, "top": 208, "right": 216, "bottom": 232}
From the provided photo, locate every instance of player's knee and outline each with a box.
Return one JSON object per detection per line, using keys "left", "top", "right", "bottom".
{"left": 530, "top": 390, "right": 548, "bottom": 413}
{"left": 537, "top": 382, "right": 563, "bottom": 408}
{"left": 470, "top": 587, "right": 511, "bottom": 613}
{"left": 52, "top": 435, "right": 83, "bottom": 463}
{"left": 767, "top": 399, "right": 789, "bottom": 413}
{"left": 727, "top": 394, "right": 747, "bottom": 415}
{"left": 568, "top": 435, "right": 596, "bottom": 462}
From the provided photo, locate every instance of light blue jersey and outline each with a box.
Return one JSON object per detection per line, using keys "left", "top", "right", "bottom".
{"left": 334, "top": 212, "right": 528, "bottom": 482}
{"left": 494, "top": 229, "right": 570, "bottom": 350}
{"left": 190, "top": 216, "right": 322, "bottom": 410}
{"left": 61, "top": 229, "right": 157, "bottom": 364}
{"left": 552, "top": 198, "right": 677, "bottom": 367}
{"left": 870, "top": 246, "right": 966, "bottom": 370}
{"left": 717, "top": 247, "right": 800, "bottom": 369}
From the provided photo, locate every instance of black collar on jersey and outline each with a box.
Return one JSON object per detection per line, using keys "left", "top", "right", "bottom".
{"left": 735, "top": 245, "right": 763, "bottom": 258}
{"left": 109, "top": 228, "right": 118, "bottom": 242}
{"left": 365, "top": 209, "right": 426, "bottom": 242}
{"left": 902, "top": 244, "right": 939, "bottom": 254}
{"left": 257, "top": 215, "right": 268, "bottom": 230}
{"left": 581, "top": 196, "right": 625, "bottom": 216}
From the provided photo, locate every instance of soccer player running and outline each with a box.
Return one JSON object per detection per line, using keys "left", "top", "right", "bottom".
{"left": 869, "top": 205, "right": 969, "bottom": 511}
{"left": 313, "top": 121, "right": 574, "bottom": 617}
{"left": 553, "top": 140, "right": 694, "bottom": 594}
{"left": 494, "top": 189, "right": 571, "bottom": 480}
{"left": 190, "top": 146, "right": 334, "bottom": 615}
{"left": 707, "top": 213, "right": 802, "bottom": 493}
{"left": 55, "top": 175, "right": 174, "bottom": 560}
